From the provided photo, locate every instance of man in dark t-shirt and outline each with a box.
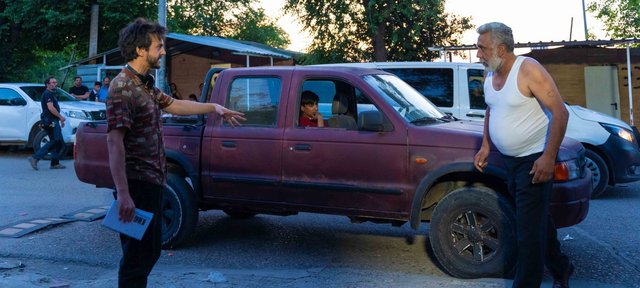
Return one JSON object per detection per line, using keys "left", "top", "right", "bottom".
{"left": 69, "top": 76, "right": 89, "bottom": 100}
{"left": 28, "top": 76, "right": 66, "bottom": 170}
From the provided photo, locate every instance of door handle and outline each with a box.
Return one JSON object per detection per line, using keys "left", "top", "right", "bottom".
{"left": 222, "top": 141, "right": 236, "bottom": 148}
{"left": 611, "top": 103, "right": 618, "bottom": 110}
{"left": 290, "top": 144, "right": 311, "bottom": 151}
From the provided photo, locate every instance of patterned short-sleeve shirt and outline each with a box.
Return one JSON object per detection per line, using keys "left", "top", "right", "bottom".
{"left": 106, "top": 68, "right": 174, "bottom": 186}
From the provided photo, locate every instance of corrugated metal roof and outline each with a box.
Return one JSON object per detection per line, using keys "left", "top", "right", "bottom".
{"left": 429, "top": 38, "right": 640, "bottom": 51}
{"left": 69, "top": 32, "right": 293, "bottom": 67}
{"left": 166, "top": 33, "right": 292, "bottom": 59}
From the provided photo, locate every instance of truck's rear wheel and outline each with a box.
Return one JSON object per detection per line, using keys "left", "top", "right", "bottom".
{"left": 429, "top": 186, "right": 516, "bottom": 278}
{"left": 162, "top": 173, "right": 198, "bottom": 249}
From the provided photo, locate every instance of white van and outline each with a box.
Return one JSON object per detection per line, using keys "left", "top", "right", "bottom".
{"left": 317, "top": 62, "right": 640, "bottom": 197}
{"left": 0, "top": 83, "right": 106, "bottom": 153}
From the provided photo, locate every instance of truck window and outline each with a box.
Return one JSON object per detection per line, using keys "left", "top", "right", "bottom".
{"left": 227, "top": 77, "right": 281, "bottom": 127}
{"left": 383, "top": 68, "right": 454, "bottom": 108}
{"left": 301, "top": 79, "right": 383, "bottom": 130}
{"left": 468, "top": 69, "right": 487, "bottom": 110}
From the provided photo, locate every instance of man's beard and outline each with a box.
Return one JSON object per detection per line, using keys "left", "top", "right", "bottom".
{"left": 485, "top": 52, "right": 504, "bottom": 72}
{"left": 147, "top": 54, "right": 161, "bottom": 69}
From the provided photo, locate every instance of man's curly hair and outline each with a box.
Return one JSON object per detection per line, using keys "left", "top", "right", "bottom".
{"left": 118, "top": 18, "right": 167, "bottom": 62}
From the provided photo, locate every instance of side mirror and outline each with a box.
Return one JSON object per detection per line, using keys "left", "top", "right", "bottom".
{"left": 358, "top": 110, "right": 391, "bottom": 132}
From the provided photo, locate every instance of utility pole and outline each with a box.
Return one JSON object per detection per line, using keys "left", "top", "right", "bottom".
{"left": 157, "top": 0, "right": 167, "bottom": 94}
{"left": 581, "top": 0, "right": 589, "bottom": 40}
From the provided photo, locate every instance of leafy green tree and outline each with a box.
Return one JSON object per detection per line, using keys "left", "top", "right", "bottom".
{"left": 284, "top": 0, "right": 472, "bottom": 64}
{"left": 166, "top": 0, "right": 252, "bottom": 35}
{"left": 588, "top": 0, "right": 640, "bottom": 39}
{"left": 225, "top": 8, "right": 291, "bottom": 49}
{"left": 0, "top": 0, "right": 289, "bottom": 82}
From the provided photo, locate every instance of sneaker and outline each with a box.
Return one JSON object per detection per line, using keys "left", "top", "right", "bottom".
{"left": 50, "top": 164, "right": 66, "bottom": 169}
{"left": 27, "top": 157, "right": 39, "bottom": 170}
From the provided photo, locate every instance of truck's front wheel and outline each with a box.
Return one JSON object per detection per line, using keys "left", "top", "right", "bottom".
{"left": 162, "top": 173, "right": 198, "bottom": 249}
{"left": 32, "top": 129, "right": 49, "bottom": 153}
{"left": 584, "top": 149, "right": 609, "bottom": 198}
{"left": 429, "top": 186, "right": 516, "bottom": 278}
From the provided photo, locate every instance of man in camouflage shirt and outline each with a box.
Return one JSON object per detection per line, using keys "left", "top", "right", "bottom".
{"left": 107, "top": 18, "right": 244, "bottom": 287}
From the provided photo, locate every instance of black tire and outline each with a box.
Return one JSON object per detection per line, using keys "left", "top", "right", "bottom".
{"left": 223, "top": 209, "right": 257, "bottom": 219}
{"left": 429, "top": 186, "right": 516, "bottom": 279}
{"left": 584, "top": 149, "right": 609, "bottom": 198}
{"left": 162, "top": 173, "right": 198, "bottom": 249}
{"left": 32, "top": 129, "right": 49, "bottom": 153}
{"left": 32, "top": 129, "right": 70, "bottom": 159}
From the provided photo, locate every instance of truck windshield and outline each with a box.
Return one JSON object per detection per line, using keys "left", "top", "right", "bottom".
{"left": 363, "top": 74, "right": 446, "bottom": 124}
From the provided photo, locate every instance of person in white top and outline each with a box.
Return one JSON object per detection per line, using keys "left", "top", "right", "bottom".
{"left": 473, "top": 22, "right": 573, "bottom": 288}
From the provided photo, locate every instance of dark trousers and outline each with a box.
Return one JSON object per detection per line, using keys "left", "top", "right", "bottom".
{"left": 33, "top": 122, "right": 65, "bottom": 166}
{"left": 502, "top": 152, "right": 570, "bottom": 288}
{"left": 117, "top": 179, "right": 164, "bottom": 288}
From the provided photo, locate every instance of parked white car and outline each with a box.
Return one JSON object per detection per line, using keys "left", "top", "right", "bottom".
{"left": 317, "top": 62, "right": 640, "bottom": 198}
{"left": 0, "top": 83, "right": 106, "bottom": 152}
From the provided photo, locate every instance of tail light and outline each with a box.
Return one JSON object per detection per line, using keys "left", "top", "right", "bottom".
{"left": 554, "top": 159, "right": 581, "bottom": 182}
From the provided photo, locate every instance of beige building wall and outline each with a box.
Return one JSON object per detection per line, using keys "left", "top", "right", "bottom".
{"left": 544, "top": 64, "right": 587, "bottom": 107}
{"left": 541, "top": 62, "right": 640, "bottom": 127}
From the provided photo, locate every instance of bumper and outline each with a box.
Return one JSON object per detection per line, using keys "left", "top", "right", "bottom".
{"left": 549, "top": 167, "right": 592, "bottom": 228}
{"left": 597, "top": 135, "right": 640, "bottom": 184}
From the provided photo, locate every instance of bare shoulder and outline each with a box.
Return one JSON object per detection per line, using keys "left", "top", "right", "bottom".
{"left": 519, "top": 57, "right": 546, "bottom": 78}
{"left": 518, "top": 57, "right": 555, "bottom": 92}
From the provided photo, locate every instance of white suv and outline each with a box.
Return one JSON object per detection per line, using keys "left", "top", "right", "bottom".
{"left": 317, "top": 62, "right": 640, "bottom": 198}
{"left": 0, "top": 83, "right": 106, "bottom": 152}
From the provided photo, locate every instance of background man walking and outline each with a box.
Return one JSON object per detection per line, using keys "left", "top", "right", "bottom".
{"left": 28, "top": 76, "right": 66, "bottom": 170}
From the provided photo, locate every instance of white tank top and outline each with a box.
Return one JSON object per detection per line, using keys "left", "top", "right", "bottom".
{"left": 485, "top": 56, "right": 550, "bottom": 157}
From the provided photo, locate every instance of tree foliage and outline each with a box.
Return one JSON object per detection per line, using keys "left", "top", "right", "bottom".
{"left": 283, "top": 0, "right": 472, "bottom": 64}
{"left": 0, "top": 0, "right": 289, "bottom": 82}
{"left": 225, "top": 8, "right": 291, "bottom": 49}
{"left": 588, "top": 0, "right": 640, "bottom": 39}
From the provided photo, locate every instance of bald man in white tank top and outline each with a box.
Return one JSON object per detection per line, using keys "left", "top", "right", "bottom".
{"left": 473, "top": 22, "right": 573, "bottom": 288}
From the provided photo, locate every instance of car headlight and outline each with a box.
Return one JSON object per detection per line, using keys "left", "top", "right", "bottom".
{"left": 554, "top": 159, "right": 581, "bottom": 182}
{"left": 600, "top": 123, "right": 634, "bottom": 143}
{"left": 64, "top": 110, "right": 91, "bottom": 120}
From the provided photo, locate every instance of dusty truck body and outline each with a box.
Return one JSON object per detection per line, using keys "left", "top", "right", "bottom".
{"left": 74, "top": 67, "right": 592, "bottom": 278}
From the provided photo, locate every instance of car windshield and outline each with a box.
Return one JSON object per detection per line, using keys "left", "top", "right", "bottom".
{"left": 19, "top": 86, "right": 77, "bottom": 102}
{"left": 363, "top": 74, "right": 446, "bottom": 125}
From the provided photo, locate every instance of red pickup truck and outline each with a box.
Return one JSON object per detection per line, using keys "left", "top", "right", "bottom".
{"left": 74, "top": 67, "right": 592, "bottom": 279}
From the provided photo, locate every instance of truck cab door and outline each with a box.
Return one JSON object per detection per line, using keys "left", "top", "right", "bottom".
{"left": 281, "top": 75, "right": 409, "bottom": 218}
{"left": 201, "top": 72, "right": 288, "bottom": 205}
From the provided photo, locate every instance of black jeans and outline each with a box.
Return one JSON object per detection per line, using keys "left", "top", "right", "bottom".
{"left": 117, "top": 179, "right": 164, "bottom": 288}
{"left": 33, "top": 121, "right": 65, "bottom": 166}
{"left": 502, "top": 152, "right": 570, "bottom": 288}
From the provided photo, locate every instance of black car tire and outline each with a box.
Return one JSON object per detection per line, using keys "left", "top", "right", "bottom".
{"left": 162, "top": 173, "right": 198, "bottom": 249}
{"left": 429, "top": 186, "right": 516, "bottom": 279}
{"left": 32, "top": 129, "right": 49, "bottom": 153}
{"left": 32, "top": 128, "right": 70, "bottom": 159}
{"left": 584, "top": 149, "right": 609, "bottom": 198}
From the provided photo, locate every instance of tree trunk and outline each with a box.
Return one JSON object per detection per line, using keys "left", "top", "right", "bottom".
{"left": 364, "top": 0, "right": 389, "bottom": 62}
{"left": 373, "top": 21, "right": 388, "bottom": 61}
